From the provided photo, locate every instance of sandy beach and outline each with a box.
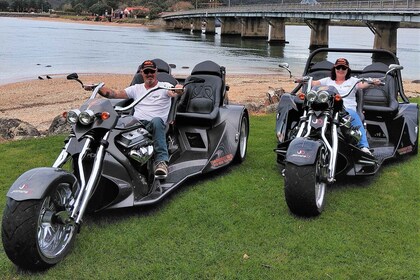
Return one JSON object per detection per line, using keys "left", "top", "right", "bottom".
{"left": 0, "top": 73, "right": 296, "bottom": 132}
{"left": 0, "top": 73, "right": 419, "bottom": 133}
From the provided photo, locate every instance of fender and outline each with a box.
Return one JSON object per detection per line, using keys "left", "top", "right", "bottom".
{"left": 285, "top": 138, "right": 324, "bottom": 166}
{"left": 275, "top": 94, "right": 300, "bottom": 143}
{"left": 7, "top": 167, "right": 78, "bottom": 201}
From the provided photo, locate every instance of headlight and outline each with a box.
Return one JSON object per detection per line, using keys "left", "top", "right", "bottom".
{"left": 317, "top": 91, "right": 329, "bottom": 103}
{"left": 66, "top": 109, "right": 80, "bottom": 124}
{"left": 79, "top": 109, "right": 95, "bottom": 125}
{"left": 306, "top": 90, "right": 317, "bottom": 102}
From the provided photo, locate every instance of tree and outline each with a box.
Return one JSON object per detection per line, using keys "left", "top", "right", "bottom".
{"left": 0, "top": 0, "right": 9, "bottom": 11}
{"left": 11, "top": 0, "right": 27, "bottom": 12}
{"left": 89, "top": 1, "right": 111, "bottom": 15}
{"left": 73, "top": 2, "right": 85, "bottom": 14}
{"left": 171, "top": 1, "right": 193, "bottom": 11}
{"left": 105, "top": 0, "right": 119, "bottom": 10}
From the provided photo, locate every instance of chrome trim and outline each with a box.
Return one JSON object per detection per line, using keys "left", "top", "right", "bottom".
{"left": 52, "top": 139, "right": 72, "bottom": 168}
{"left": 70, "top": 137, "right": 92, "bottom": 220}
{"left": 296, "top": 111, "right": 307, "bottom": 138}
{"left": 74, "top": 132, "right": 110, "bottom": 224}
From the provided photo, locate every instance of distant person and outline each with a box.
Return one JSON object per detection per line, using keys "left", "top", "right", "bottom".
{"left": 301, "top": 58, "right": 381, "bottom": 155}
{"left": 84, "top": 60, "right": 183, "bottom": 178}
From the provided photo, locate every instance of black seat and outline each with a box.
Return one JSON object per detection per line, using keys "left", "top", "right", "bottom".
{"left": 308, "top": 60, "right": 334, "bottom": 80}
{"left": 176, "top": 60, "right": 225, "bottom": 126}
{"left": 302, "top": 60, "right": 334, "bottom": 92}
{"left": 359, "top": 62, "right": 399, "bottom": 119}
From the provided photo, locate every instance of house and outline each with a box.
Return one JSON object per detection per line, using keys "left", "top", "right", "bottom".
{"left": 123, "top": 6, "right": 150, "bottom": 18}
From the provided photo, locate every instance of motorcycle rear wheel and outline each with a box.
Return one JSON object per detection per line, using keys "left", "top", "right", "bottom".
{"left": 233, "top": 114, "right": 249, "bottom": 163}
{"left": 284, "top": 149, "right": 328, "bottom": 217}
{"left": 2, "top": 181, "right": 78, "bottom": 270}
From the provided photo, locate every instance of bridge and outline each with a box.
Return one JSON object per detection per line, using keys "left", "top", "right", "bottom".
{"left": 161, "top": 0, "right": 420, "bottom": 53}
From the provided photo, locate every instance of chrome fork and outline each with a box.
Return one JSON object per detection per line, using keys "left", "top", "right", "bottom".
{"left": 70, "top": 132, "right": 110, "bottom": 224}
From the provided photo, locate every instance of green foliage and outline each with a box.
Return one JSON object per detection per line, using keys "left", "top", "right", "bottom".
{"left": 0, "top": 0, "right": 9, "bottom": 10}
{"left": 89, "top": 1, "right": 111, "bottom": 15}
{"left": 8, "top": 0, "right": 51, "bottom": 12}
{"left": 0, "top": 113, "right": 418, "bottom": 278}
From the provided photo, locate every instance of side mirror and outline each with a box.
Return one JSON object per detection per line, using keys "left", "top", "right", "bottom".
{"left": 279, "top": 63, "right": 292, "bottom": 78}
{"left": 385, "top": 64, "right": 403, "bottom": 77}
{"left": 388, "top": 64, "right": 403, "bottom": 71}
{"left": 67, "top": 73, "right": 84, "bottom": 87}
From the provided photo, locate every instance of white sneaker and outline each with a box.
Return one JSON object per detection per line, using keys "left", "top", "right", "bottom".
{"left": 361, "top": 147, "right": 372, "bottom": 156}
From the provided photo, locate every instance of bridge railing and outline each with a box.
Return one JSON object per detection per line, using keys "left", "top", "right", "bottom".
{"left": 162, "top": 0, "right": 420, "bottom": 17}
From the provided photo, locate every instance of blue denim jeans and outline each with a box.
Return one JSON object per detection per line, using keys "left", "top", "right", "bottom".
{"left": 346, "top": 108, "right": 369, "bottom": 148}
{"left": 141, "top": 118, "right": 168, "bottom": 163}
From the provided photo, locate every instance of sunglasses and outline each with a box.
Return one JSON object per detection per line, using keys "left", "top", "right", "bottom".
{"left": 335, "top": 65, "right": 348, "bottom": 71}
{"left": 143, "top": 69, "right": 156, "bottom": 75}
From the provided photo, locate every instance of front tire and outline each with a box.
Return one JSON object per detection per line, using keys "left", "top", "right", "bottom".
{"left": 2, "top": 181, "right": 78, "bottom": 270}
{"left": 284, "top": 148, "right": 328, "bottom": 217}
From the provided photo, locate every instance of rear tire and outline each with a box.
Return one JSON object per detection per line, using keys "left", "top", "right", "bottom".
{"left": 284, "top": 148, "right": 328, "bottom": 217}
{"left": 2, "top": 181, "right": 78, "bottom": 270}
{"left": 234, "top": 114, "right": 249, "bottom": 163}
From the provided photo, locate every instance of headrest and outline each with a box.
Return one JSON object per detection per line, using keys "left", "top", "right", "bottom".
{"left": 136, "top": 58, "right": 171, "bottom": 74}
{"left": 309, "top": 61, "right": 334, "bottom": 72}
{"left": 362, "top": 62, "right": 388, "bottom": 73}
{"left": 153, "top": 58, "right": 171, "bottom": 74}
{"left": 191, "top": 60, "right": 222, "bottom": 77}
{"left": 157, "top": 72, "right": 177, "bottom": 86}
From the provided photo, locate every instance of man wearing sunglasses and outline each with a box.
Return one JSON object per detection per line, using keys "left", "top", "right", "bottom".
{"left": 304, "top": 58, "right": 381, "bottom": 155}
{"left": 89, "top": 60, "right": 182, "bottom": 178}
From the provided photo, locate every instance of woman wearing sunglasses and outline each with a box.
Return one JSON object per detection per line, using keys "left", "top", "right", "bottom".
{"left": 308, "top": 58, "right": 381, "bottom": 155}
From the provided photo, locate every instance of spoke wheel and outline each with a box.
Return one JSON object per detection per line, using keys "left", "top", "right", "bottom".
{"left": 2, "top": 181, "right": 78, "bottom": 270}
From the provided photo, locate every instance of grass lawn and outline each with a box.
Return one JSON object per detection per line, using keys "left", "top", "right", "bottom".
{"left": 0, "top": 112, "right": 418, "bottom": 279}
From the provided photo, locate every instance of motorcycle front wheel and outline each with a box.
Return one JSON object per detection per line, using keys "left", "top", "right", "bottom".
{"left": 2, "top": 180, "right": 78, "bottom": 270}
{"left": 284, "top": 148, "right": 328, "bottom": 217}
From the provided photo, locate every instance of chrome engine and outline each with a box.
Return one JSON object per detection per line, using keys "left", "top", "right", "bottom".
{"left": 117, "top": 128, "right": 154, "bottom": 165}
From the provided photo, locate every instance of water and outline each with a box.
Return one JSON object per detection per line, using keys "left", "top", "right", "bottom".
{"left": 0, "top": 17, "right": 419, "bottom": 85}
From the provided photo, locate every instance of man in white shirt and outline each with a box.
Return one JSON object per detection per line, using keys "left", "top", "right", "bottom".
{"left": 90, "top": 60, "right": 181, "bottom": 178}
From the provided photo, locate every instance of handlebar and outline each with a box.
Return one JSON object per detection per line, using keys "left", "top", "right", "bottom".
{"left": 285, "top": 63, "right": 402, "bottom": 97}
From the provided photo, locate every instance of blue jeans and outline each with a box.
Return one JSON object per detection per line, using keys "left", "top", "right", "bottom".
{"left": 347, "top": 108, "right": 369, "bottom": 148}
{"left": 141, "top": 118, "right": 168, "bottom": 163}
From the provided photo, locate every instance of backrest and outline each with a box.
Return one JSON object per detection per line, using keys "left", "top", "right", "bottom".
{"left": 180, "top": 75, "right": 222, "bottom": 114}
{"left": 191, "top": 60, "right": 223, "bottom": 77}
{"left": 307, "top": 60, "right": 334, "bottom": 80}
{"left": 303, "top": 60, "right": 334, "bottom": 92}
{"left": 176, "top": 61, "right": 224, "bottom": 125}
{"left": 359, "top": 62, "right": 398, "bottom": 115}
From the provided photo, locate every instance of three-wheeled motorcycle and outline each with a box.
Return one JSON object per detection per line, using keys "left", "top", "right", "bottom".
{"left": 2, "top": 60, "right": 249, "bottom": 270}
{"left": 275, "top": 48, "right": 418, "bottom": 217}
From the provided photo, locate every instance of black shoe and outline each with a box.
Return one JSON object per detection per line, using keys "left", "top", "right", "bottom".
{"left": 154, "top": 161, "right": 168, "bottom": 179}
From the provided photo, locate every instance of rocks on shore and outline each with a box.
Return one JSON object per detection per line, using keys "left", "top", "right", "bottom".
{"left": 0, "top": 118, "right": 41, "bottom": 141}
{"left": 0, "top": 115, "right": 71, "bottom": 141}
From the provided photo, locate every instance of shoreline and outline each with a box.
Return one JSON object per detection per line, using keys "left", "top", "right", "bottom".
{"left": 0, "top": 73, "right": 418, "bottom": 135}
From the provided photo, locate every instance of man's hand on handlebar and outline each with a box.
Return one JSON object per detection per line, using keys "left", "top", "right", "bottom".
{"left": 83, "top": 84, "right": 100, "bottom": 91}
